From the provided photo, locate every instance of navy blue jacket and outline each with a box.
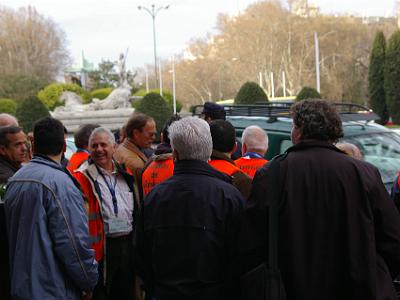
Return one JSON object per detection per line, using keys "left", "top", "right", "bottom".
{"left": 136, "top": 159, "right": 245, "bottom": 300}
{"left": 4, "top": 156, "right": 98, "bottom": 300}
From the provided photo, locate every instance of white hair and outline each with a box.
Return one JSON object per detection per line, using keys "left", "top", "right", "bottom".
{"left": 241, "top": 125, "right": 268, "bottom": 154}
{"left": 89, "top": 127, "right": 116, "bottom": 146}
{"left": 169, "top": 117, "right": 212, "bottom": 162}
{"left": 0, "top": 113, "right": 18, "bottom": 127}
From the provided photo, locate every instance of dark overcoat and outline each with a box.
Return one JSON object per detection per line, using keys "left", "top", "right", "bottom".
{"left": 136, "top": 159, "right": 245, "bottom": 300}
{"left": 239, "top": 140, "right": 400, "bottom": 300}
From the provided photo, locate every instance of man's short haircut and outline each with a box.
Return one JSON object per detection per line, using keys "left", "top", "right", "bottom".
{"left": 74, "top": 124, "right": 100, "bottom": 149}
{"left": 89, "top": 127, "right": 116, "bottom": 146}
{"left": 125, "top": 113, "right": 154, "bottom": 138}
{"left": 291, "top": 99, "right": 343, "bottom": 143}
{"left": 0, "top": 113, "right": 18, "bottom": 127}
{"left": 209, "top": 119, "right": 236, "bottom": 153}
{"left": 0, "top": 126, "right": 23, "bottom": 147}
{"left": 202, "top": 102, "right": 226, "bottom": 120}
{"left": 162, "top": 115, "right": 181, "bottom": 145}
{"left": 169, "top": 117, "right": 212, "bottom": 162}
{"left": 242, "top": 125, "right": 268, "bottom": 153}
{"left": 33, "top": 117, "right": 65, "bottom": 156}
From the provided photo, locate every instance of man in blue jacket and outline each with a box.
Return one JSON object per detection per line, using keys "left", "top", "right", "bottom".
{"left": 4, "top": 117, "right": 98, "bottom": 300}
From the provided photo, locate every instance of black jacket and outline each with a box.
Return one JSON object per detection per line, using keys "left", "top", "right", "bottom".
{"left": 239, "top": 140, "right": 400, "bottom": 300}
{"left": 0, "top": 156, "right": 20, "bottom": 184}
{"left": 136, "top": 159, "right": 245, "bottom": 300}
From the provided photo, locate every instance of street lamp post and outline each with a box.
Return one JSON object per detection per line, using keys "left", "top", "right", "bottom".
{"left": 138, "top": 4, "right": 169, "bottom": 89}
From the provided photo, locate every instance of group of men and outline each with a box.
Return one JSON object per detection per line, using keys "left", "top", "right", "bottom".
{"left": 1, "top": 98, "right": 400, "bottom": 300}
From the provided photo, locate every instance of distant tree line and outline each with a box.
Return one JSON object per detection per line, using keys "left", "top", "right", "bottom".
{"left": 151, "top": 1, "right": 397, "bottom": 108}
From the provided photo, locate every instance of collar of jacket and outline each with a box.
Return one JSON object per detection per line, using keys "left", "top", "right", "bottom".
{"left": 153, "top": 152, "right": 173, "bottom": 162}
{"left": 154, "top": 143, "right": 172, "bottom": 155}
{"left": 174, "top": 159, "right": 231, "bottom": 183}
{"left": 81, "top": 158, "right": 135, "bottom": 192}
{"left": 122, "top": 138, "right": 148, "bottom": 162}
{"left": 32, "top": 154, "right": 84, "bottom": 191}
{"left": 0, "top": 155, "right": 21, "bottom": 172}
{"left": 210, "top": 149, "right": 235, "bottom": 164}
{"left": 287, "top": 139, "right": 343, "bottom": 154}
{"left": 31, "top": 154, "right": 62, "bottom": 169}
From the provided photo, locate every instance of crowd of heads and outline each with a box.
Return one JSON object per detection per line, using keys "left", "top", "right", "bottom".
{"left": 0, "top": 98, "right": 363, "bottom": 168}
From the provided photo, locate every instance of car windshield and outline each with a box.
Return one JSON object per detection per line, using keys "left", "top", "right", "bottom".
{"left": 342, "top": 132, "right": 400, "bottom": 187}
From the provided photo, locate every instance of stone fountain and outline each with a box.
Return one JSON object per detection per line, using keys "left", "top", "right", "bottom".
{"left": 51, "top": 53, "right": 135, "bottom": 132}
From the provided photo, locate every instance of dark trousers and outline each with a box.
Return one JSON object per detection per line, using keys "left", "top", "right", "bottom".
{"left": 93, "top": 234, "right": 135, "bottom": 300}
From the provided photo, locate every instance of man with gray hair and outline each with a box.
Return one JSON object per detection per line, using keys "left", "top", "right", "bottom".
{"left": 235, "top": 125, "right": 269, "bottom": 178}
{"left": 0, "top": 113, "right": 18, "bottom": 127}
{"left": 73, "top": 127, "right": 136, "bottom": 300}
{"left": 137, "top": 117, "right": 245, "bottom": 300}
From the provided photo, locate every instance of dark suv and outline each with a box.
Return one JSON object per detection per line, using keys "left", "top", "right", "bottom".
{"left": 194, "top": 102, "right": 400, "bottom": 191}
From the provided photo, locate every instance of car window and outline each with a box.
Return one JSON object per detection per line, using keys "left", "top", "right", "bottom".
{"left": 65, "top": 138, "right": 77, "bottom": 160}
{"left": 280, "top": 139, "right": 292, "bottom": 154}
{"left": 342, "top": 132, "right": 400, "bottom": 187}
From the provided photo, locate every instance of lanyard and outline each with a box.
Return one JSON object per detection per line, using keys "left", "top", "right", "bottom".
{"left": 98, "top": 167, "right": 119, "bottom": 217}
{"left": 243, "top": 152, "right": 265, "bottom": 159}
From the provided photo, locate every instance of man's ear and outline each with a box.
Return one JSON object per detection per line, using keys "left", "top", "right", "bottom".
{"left": 172, "top": 149, "right": 179, "bottom": 162}
{"left": 0, "top": 145, "right": 6, "bottom": 156}
{"left": 131, "top": 129, "right": 138, "bottom": 141}
{"left": 63, "top": 139, "right": 67, "bottom": 153}
{"left": 242, "top": 143, "right": 247, "bottom": 156}
{"left": 230, "top": 141, "right": 238, "bottom": 155}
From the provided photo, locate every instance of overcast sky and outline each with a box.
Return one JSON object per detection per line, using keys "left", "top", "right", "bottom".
{"left": 3, "top": 0, "right": 398, "bottom": 70}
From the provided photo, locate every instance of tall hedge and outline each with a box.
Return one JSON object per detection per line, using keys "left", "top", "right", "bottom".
{"left": 0, "top": 98, "right": 17, "bottom": 115}
{"left": 0, "top": 74, "right": 48, "bottom": 102}
{"left": 234, "top": 81, "right": 269, "bottom": 104}
{"left": 38, "top": 83, "right": 91, "bottom": 111}
{"left": 296, "top": 86, "right": 321, "bottom": 101}
{"left": 16, "top": 96, "right": 50, "bottom": 133}
{"left": 385, "top": 30, "right": 400, "bottom": 124}
{"left": 135, "top": 89, "right": 182, "bottom": 112}
{"left": 135, "top": 92, "right": 173, "bottom": 140}
{"left": 368, "top": 31, "right": 388, "bottom": 125}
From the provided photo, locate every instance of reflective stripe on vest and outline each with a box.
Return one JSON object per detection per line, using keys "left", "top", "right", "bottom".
{"left": 209, "top": 159, "right": 241, "bottom": 176}
{"left": 142, "top": 157, "right": 174, "bottom": 196}
{"left": 235, "top": 157, "right": 268, "bottom": 178}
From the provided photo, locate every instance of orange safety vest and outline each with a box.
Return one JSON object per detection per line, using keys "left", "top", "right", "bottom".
{"left": 142, "top": 157, "right": 174, "bottom": 196}
{"left": 209, "top": 159, "right": 242, "bottom": 176}
{"left": 73, "top": 171, "right": 104, "bottom": 262}
{"left": 235, "top": 157, "right": 268, "bottom": 178}
{"left": 67, "top": 151, "right": 90, "bottom": 172}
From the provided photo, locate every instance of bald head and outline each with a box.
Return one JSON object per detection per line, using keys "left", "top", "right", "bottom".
{"left": 0, "top": 113, "right": 18, "bottom": 127}
{"left": 241, "top": 125, "right": 268, "bottom": 156}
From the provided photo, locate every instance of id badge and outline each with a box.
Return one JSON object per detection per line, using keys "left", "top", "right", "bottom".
{"left": 107, "top": 217, "right": 131, "bottom": 234}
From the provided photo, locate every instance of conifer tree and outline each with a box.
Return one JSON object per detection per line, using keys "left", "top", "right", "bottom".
{"left": 385, "top": 30, "right": 400, "bottom": 124}
{"left": 368, "top": 31, "right": 388, "bottom": 124}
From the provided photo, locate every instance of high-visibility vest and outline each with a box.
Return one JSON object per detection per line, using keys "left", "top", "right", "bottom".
{"left": 142, "top": 157, "right": 174, "bottom": 196}
{"left": 73, "top": 171, "right": 104, "bottom": 262}
{"left": 209, "top": 159, "right": 241, "bottom": 176}
{"left": 235, "top": 157, "right": 268, "bottom": 178}
{"left": 67, "top": 151, "right": 89, "bottom": 172}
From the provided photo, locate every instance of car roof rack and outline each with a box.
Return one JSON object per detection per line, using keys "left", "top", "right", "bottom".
{"left": 192, "top": 101, "right": 379, "bottom": 123}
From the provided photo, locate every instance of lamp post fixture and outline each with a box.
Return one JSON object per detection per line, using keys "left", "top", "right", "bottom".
{"left": 138, "top": 4, "right": 169, "bottom": 89}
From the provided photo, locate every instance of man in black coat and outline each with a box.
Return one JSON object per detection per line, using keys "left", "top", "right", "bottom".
{"left": 239, "top": 100, "right": 400, "bottom": 300}
{"left": 136, "top": 117, "right": 245, "bottom": 300}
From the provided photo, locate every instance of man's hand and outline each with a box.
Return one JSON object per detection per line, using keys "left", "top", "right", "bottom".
{"left": 81, "top": 291, "right": 93, "bottom": 300}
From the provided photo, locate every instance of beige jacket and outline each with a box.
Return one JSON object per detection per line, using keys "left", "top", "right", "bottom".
{"left": 114, "top": 139, "right": 148, "bottom": 201}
